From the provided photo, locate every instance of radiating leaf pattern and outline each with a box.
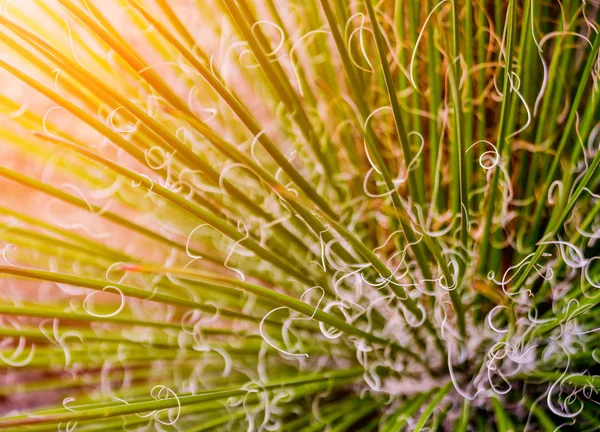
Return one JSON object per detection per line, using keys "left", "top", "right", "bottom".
{"left": 0, "top": 0, "right": 598, "bottom": 430}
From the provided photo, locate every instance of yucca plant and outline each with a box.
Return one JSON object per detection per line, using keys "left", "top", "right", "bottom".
{"left": 0, "top": 0, "right": 598, "bottom": 429}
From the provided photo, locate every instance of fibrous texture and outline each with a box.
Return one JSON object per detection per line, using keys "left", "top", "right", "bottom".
{"left": 0, "top": 0, "right": 599, "bottom": 430}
